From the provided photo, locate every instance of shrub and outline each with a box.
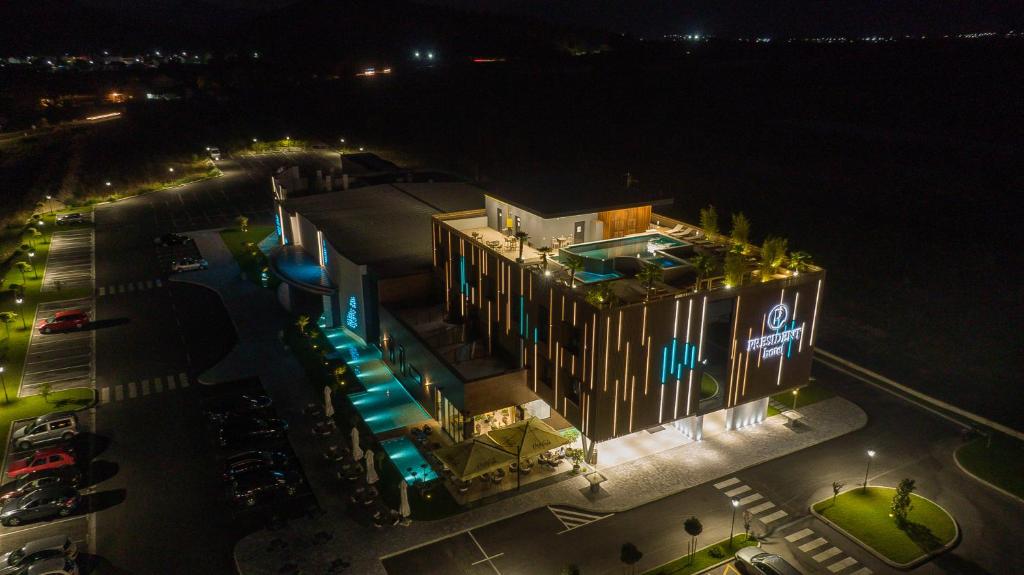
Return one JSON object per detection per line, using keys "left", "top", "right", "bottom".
{"left": 708, "top": 545, "right": 724, "bottom": 559}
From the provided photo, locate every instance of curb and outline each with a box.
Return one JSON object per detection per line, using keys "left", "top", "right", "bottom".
{"left": 952, "top": 445, "right": 1024, "bottom": 505}
{"left": 642, "top": 539, "right": 761, "bottom": 575}
{"left": 91, "top": 169, "right": 224, "bottom": 208}
{"left": 809, "top": 487, "right": 959, "bottom": 570}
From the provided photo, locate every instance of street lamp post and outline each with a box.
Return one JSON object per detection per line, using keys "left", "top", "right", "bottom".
{"left": 15, "top": 296, "right": 26, "bottom": 329}
{"left": 862, "top": 449, "right": 876, "bottom": 492}
{"left": 0, "top": 366, "right": 8, "bottom": 403}
{"left": 792, "top": 388, "right": 799, "bottom": 412}
{"left": 28, "top": 251, "right": 37, "bottom": 279}
{"left": 729, "top": 497, "right": 740, "bottom": 547}
{"left": 45, "top": 195, "right": 53, "bottom": 215}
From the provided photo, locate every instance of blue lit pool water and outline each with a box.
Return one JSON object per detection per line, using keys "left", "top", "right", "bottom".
{"left": 565, "top": 233, "right": 685, "bottom": 260}
{"left": 381, "top": 437, "right": 438, "bottom": 484}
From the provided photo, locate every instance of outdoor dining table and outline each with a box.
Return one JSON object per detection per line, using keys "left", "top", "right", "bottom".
{"left": 486, "top": 240, "right": 502, "bottom": 250}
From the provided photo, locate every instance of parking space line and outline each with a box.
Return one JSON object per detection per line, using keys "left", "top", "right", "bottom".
{"left": 98, "top": 287, "right": 106, "bottom": 296}
{"left": 128, "top": 382, "right": 137, "bottom": 399}
{"left": 99, "top": 387, "right": 110, "bottom": 404}
{"left": 178, "top": 373, "right": 189, "bottom": 387}
{"left": 466, "top": 531, "right": 501, "bottom": 575}
{"left": 167, "top": 376, "right": 176, "bottom": 390}
{"left": 142, "top": 380, "right": 150, "bottom": 395}
{"left": 114, "top": 385, "right": 123, "bottom": 401}
{"left": 154, "top": 378, "right": 163, "bottom": 393}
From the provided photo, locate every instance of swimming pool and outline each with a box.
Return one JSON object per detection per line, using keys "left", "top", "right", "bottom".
{"left": 565, "top": 233, "right": 686, "bottom": 260}
{"left": 380, "top": 437, "right": 438, "bottom": 484}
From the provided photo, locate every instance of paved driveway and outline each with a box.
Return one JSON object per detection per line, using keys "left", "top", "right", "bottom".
{"left": 20, "top": 298, "right": 95, "bottom": 396}
{"left": 42, "top": 228, "right": 95, "bottom": 293}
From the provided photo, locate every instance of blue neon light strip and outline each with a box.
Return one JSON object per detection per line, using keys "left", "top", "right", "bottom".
{"left": 786, "top": 320, "right": 795, "bottom": 358}
{"left": 661, "top": 347, "right": 668, "bottom": 383}
{"left": 459, "top": 256, "right": 466, "bottom": 294}
{"left": 533, "top": 327, "right": 539, "bottom": 343}
{"left": 519, "top": 296, "right": 525, "bottom": 337}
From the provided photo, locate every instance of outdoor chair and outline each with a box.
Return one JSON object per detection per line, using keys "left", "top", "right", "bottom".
{"left": 492, "top": 469, "right": 506, "bottom": 484}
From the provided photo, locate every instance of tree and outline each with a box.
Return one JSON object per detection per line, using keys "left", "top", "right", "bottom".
{"left": 295, "top": 314, "right": 311, "bottom": 336}
{"left": 561, "top": 565, "right": 581, "bottom": 575}
{"left": 40, "top": 382, "right": 53, "bottom": 403}
{"left": 562, "top": 253, "right": 585, "bottom": 287}
{"left": 683, "top": 516, "right": 703, "bottom": 564}
{"left": 891, "top": 478, "right": 916, "bottom": 527}
{"left": 699, "top": 205, "right": 719, "bottom": 236}
{"left": 584, "top": 282, "right": 617, "bottom": 309}
{"left": 730, "top": 213, "right": 750, "bottom": 248}
{"left": 25, "top": 227, "right": 42, "bottom": 248}
{"left": 236, "top": 215, "right": 249, "bottom": 232}
{"left": 15, "top": 262, "right": 32, "bottom": 284}
{"left": 742, "top": 510, "right": 753, "bottom": 541}
{"left": 620, "top": 542, "right": 643, "bottom": 575}
{"left": 536, "top": 246, "right": 553, "bottom": 270}
{"left": 759, "top": 236, "right": 789, "bottom": 280}
{"left": 635, "top": 261, "right": 663, "bottom": 300}
{"left": 789, "top": 250, "right": 812, "bottom": 273}
{"left": 333, "top": 364, "right": 348, "bottom": 386}
{"left": 0, "top": 312, "right": 16, "bottom": 337}
{"left": 832, "top": 481, "right": 845, "bottom": 506}
{"left": 723, "top": 252, "right": 746, "bottom": 287}
{"left": 515, "top": 231, "right": 529, "bottom": 262}
{"left": 692, "top": 253, "right": 715, "bottom": 292}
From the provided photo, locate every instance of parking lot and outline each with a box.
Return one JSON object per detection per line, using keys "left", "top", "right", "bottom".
{"left": 42, "top": 228, "right": 95, "bottom": 293}
{"left": 20, "top": 298, "right": 95, "bottom": 396}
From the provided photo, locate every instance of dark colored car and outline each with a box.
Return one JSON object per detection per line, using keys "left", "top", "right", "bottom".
{"left": 55, "top": 213, "right": 85, "bottom": 225}
{"left": 204, "top": 394, "right": 273, "bottom": 422}
{"left": 228, "top": 469, "right": 303, "bottom": 507}
{"left": 153, "top": 233, "right": 192, "bottom": 246}
{"left": 216, "top": 416, "right": 288, "bottom": 447}
{"left": 35, "top": 311, "right": 89, "bottom": 334}
{"left": 223, "top": 450, "right": 291, "bottom": 482}
{"left": 7, "top": 448, "right": 76, "bottom": 479}
{"left": 0, "top": 486, "right": 80, "bottom": 526}
{"left": 0, "top": 467, "right": 82, "bottom": 503}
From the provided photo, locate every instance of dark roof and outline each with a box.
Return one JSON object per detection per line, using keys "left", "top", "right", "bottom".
{"left": 483, "top": 176, "right": 672, "bottom": 218}
{"left": 281, "top": 181, "right": 484, "bottom": 278}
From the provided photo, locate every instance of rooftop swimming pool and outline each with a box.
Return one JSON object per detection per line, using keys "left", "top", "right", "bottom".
{"left": 381, "top": 437, "right": 438, "bottom": 484}
{"left": 565, "top": 233, "right": 686, "bottom": 260}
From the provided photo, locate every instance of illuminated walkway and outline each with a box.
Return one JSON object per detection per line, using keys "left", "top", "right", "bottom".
{"left": 319, "top": 320, "right": 429, "bottom": 434}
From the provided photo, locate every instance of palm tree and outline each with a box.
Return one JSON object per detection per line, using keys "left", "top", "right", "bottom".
{"left": 724, "top": 252, "right": 746, "bottom": 287}
{"left": 699, "top": 205, "right": 719, "bottom": 236}
{"left": 515, "top": 231, "right": 529, "bottom": 262}
{"left": 295, "top": 314, "right": 311, "bottom": 336}
{"left": 759, "top": 236, "right": 789, "bottom": 280}
{"left": 562, "top": 253, "right": 585, "bottom": 287}
{"left": 730, "top": 212, "right": 750, "bottom": 249}
{"left": 789, "top": 250, "right": 812, "bottom": 273}
{"left": 620, "top": 542, "right": 643, "bottom": 575}
{"left": 684, "top": 516, "right": 703, "bottom": 565}
{"left": 536, "top": 246, "right": 553, "bottom": 270}
{"left": 635, "top": 261, "right": 663, "bottom": 300}
{"left": 691, "top": 254, "right": 715, "bottom": 292}
{"left": 0, "top": 312, "right": 16, "bottom": 338}
{"left": 15, "top": 262, "right": 32, "bottom": 284}
{"left": 25, "top": 227, "right": 41, "bottom": 248}
{"left": 584, "top": 282, "right": 617, "bottom": 309}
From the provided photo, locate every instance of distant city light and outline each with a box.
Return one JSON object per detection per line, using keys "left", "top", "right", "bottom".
{"left": 105, "top": 181, "right": 111, "bottom": 187}
{"left": 427, "top": 52, "right": 434, "bottom": 60}
{"left": 85, "top": 112, "right": 121, "bottom": 121}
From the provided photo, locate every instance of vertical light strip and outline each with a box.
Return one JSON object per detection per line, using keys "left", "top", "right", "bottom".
{"left": 757, "top": 314, "right": 766, "bottom": 367}
{"left": 612, "top": 380, "right": 619, "bottom": 436}
{"left": 561, "top": 295, "right": 566, "bottom": 321}
{"left": 659, "top": 381, "right": 665, "bottom": 423}
{"left": 641, "top": 305, "right": 648, "bottom": 346}
{"left": 603, "top": 317, "right": 611, "bottom": 392}
{"left": 629, "top": 375, "right": 636, "bottom": 433}
{"left": 673, "top": 300, "right": 681, "bottom": 337}
{"left": 554, "top": 347, "right": 560, "bottom": 402}
{"left": 590, "top": 316, "right": 597, "bottom": 390}
{"left": 533, "top": 339, "right": 538, "bottom": 391}
{"left": 573, "top": 302, "right": 578, "bottom": 326}
{"left": 727, "top": 295, "right": 742, "bottom": 407}
{"left": 622, "top": 342, "right": 630, "bottom": 398}
{"left": 697, "top": 296, "right": 708, "bottom": 361}
{"left": 742, "top": 349, "right": 751, "bottom": 395}
{"left": 685, "top": 371, "right": 693, "bottom": 415}
{"left": 617, "top": 310, "right": 623, "bottom": 351}
{"left": 582, "top": 323, "right": 589, "bottom": 381}
{"left": 316, "top": 230, "right": 325, "bottom": 266}
{"left": 810, "top": 279, "right": 822, "bottom": 345}
{"left": 644, "top": 336, "right": 651, "bottom": 395}
{"left": 549, "top": 290, "right": 555, "bottom": 357}
{"left": 798, "top": 321, "right": 806, "bottom": 352}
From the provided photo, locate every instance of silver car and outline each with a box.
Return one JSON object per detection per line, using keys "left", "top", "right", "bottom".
{"left": 14, "top": 556, "right": 77, "bottom": 575}
{"left": 0, "top": 535, "right": 78, "bottom": 574}
{"left": 735, "top": 548, "right": 802, "bottom": 575}
{"left": 11, "top": 412, "right": 78, "bottom": 451}
{"left": 171, "top": 256, "right": 209, "bottom": 273}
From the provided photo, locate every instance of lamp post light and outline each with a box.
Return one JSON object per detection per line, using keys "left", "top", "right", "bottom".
{"left": 28, "top": 251, "right": 37, "bottom": 279}
{"left": 792, "top": 388, "right": 799, "bottom": 412}
{"left": 15, "top": 296, "right": 26, "bottom": 329}
{"left": 45, "top": 195, "right": 53, "bottom": 215}
{"left": 862, "top": 449, "right": 876, "bottom": 492}
{"left": 168, "top": 167, "right": 175, "bottom": 173}
{"left": 729, "top": 497, "right": 740, "bottom": 547}
{"left": 105, "top": 181, "right": 111, "bottom": 187}
{"left": 0, "top": 366, "right": 7, "bottom": 403}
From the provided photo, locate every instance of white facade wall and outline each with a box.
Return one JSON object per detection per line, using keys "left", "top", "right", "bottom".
{"left": 484, "top": 195, "right": 603, "bottom": 248}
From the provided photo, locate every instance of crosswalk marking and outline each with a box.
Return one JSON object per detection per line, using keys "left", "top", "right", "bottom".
{"left": 98, "top": 287, "right": 106, "bottom": 296}
{"left": 848, "top": 568, "right": 872, "bottom": 575}
{"left": 799, "top": 538, "right": 828, "bottom": 552}
{"left": 812, "top": 547, "right": 842, "bottom": 563}
{"left": 737, "top": 493, "right": 763, "bottom": 506}
{"left": 142, "top": 380, "right": 150, "bottom": 395}
{"left": 154, "top": 377, "right": 163, "bottom": 393}
{"left": 548, "top": 506, "right": 613, "bottom": 533}
{"left": 128, "top": 382, "right": 137, "bottom": 398}
{"left": 747, "top": 501, "right": 776, "bottom": 514}
{"left": 785, "top": 528, "right": 814, "bottom": 542}
{"left": 99, "top": 387, "right": 110, "bottom": 404}
{"left": 98, "top": 280, "right": 165, "bottom": 296}
{"left": 828, "top": 557, "right": 858, "bottom": 572}
{"left": 167, "top": 375, "right": 176, "bottom": 390}
{"left": 99, "top": 373, "right": 188, "bottom": 403}
{"left": 178, "top": 372, "right": 189, "bottom": 387}
{"left": 760, "top": 509, "right": 788, "bottom": 523}
{"left": 714, "top": 477, "right": 740, "bottom": 489}
{"left": 724, "top": 484, "right": 751, "bottom": 497}
{"left": 114, "top": 385, "right": 124, "bottom": 401}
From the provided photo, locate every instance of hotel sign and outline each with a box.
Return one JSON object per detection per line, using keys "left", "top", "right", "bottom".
{"left": 746, "top": 303, "right": 804, "bottom": 359}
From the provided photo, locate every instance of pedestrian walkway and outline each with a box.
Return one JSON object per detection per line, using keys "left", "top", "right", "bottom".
{"left": 97, "top": 279, "right": 163, "bottom": 296}
{"left": 713, "top": 476, "right": 787, "bottom": 525}
{"left": 42, "top": 229, "right": 94, "bottom": 292}
{"left": 98, "top": 372, "right": 190, "bottom": 404}
{"left": 20, "top": 298, "right": 94, "bottom": 396}
{"left": 781, "top": 526, "right": 871, "bottom": 574}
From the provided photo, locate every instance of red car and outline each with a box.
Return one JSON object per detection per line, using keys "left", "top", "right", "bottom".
{"left": 36, "top": 310, "right": 89, "bottom": 334}
{"left": 6, "top": 448, "right": 76, "bottom": 479}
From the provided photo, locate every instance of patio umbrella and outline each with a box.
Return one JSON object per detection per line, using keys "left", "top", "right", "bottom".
{"left": 323, "top": 385, "right": 335, "bottom": 418}
{"left": 486, "top": 417, "right": 571, "bottom": 488}
{"left": 365, "top": 449, "right": 379, "bottom": 484}
{"left": 434, "top": 436, "right": 515, "bottom": 481}
{"left": 399, "top": 480, "right": 411, "bottom": 522}
{"left": 351, "top": 427, "right": 363, "bottom": 461}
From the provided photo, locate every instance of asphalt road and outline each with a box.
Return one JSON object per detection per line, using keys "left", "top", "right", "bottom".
{"left": 385, "top": 362, "right": 1024, "bottom": 575}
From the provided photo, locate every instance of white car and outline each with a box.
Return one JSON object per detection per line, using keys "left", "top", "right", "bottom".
{"left": 209, "top": 147, "right": 221, "bottom": 161}
{"left": 735, "top": 548, "right": 800, "bottom": 575}
{"left": 17, "top": 556, "right": 78, "bottom": 575}
{"left": 0, "top": 535, "right": 78, "bottom": 574}
{"left": 171, "top": 257, "right": 209, "bottom": 273}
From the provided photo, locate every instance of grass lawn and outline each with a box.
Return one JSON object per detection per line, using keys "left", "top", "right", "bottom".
{"left": 813, "top": 487, "right": 956, "bottom": 565}
{"left": 219, "top": 225, "right": 279, "bottom": 288}
{"left": 642, "top": 535, "right": 758, "bottom": 575}
{"left": 700, "top": 373, "right": 719, "bottom": 399}
{"left": 955, "top": 434, "right": 1024, "bottom": 499}
{"left": 767, "top": 384, "right": 835, "bottom": 416}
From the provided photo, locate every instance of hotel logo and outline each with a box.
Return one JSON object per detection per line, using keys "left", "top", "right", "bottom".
{"left": 766, "top": 303, "right": 789, "bottom": 330}
{"left": 747, "top": 303, "right": 803, "bottom": 359}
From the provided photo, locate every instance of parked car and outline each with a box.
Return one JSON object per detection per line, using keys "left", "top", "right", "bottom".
{"left": 171, "top": 256, "right": 209, "bottom": 273}
{"left": 54, "top": 213, "right": 85, "bottom": 225}
{"left": 35, "top": 311, "right": 89, "bottom": 334}
{"left": 0, "top": 468, "right": 82, "bottom": 503}
{"left": 6, "top": 448, "right": 76, "bottom": 479}
{"left": 228, "top": 469, "right": 303, "bottom": 507}
{"left": 216, "top": 416, "right": 288, "bottom": 447}
{"left": 208, "top": 147, "right": 221, "bottom": 161}
{"left": 0, "top": 534, "right": 78, "bottom": 573}
{"left": 0, "top": 486, "right": 80, "bottom": 526}
{"left": 204, "top": 394, "right": 273, "bottom": 422}
{"left": 10, "top": 556, "right": 78, "bottom": 575}
{"left": 735, "top": 548, "right": 801, "bottom": 575}
{"left": 222, "top": 450, "right": 291, "bottom": 483}
{"left": 153, "top": 233, "right": 192, "bottom": 247}
{"left": 11, "top": 412, "right": 78, "bottom": 451}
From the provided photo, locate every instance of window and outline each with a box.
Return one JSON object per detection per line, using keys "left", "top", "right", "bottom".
{"left": 497, "top": 207, "right": 503, "bottom": 230}
{"left": 515, "top": 215, "right": 522, "bottom": 233}
{"left": 537, "top": 306, "right": 549, "bottom": 342}
{"left": 51, "top": 420, "right": 70, "bottom": 430}
{"left": 410, "top": 366, "right": 423, "bottom": 385}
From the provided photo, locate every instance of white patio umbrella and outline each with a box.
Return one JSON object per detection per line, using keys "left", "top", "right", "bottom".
{"left": 365, "top": 449, "right": 379, "bottom": 484}
{"left": 351, "top": 427, "right": 363, "bottom": 461}
{"left": 323, "top": 385, "right": 335, "bottom": 418}
{"left": 399, "top": 480, "right": 411, "bottom": 522}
